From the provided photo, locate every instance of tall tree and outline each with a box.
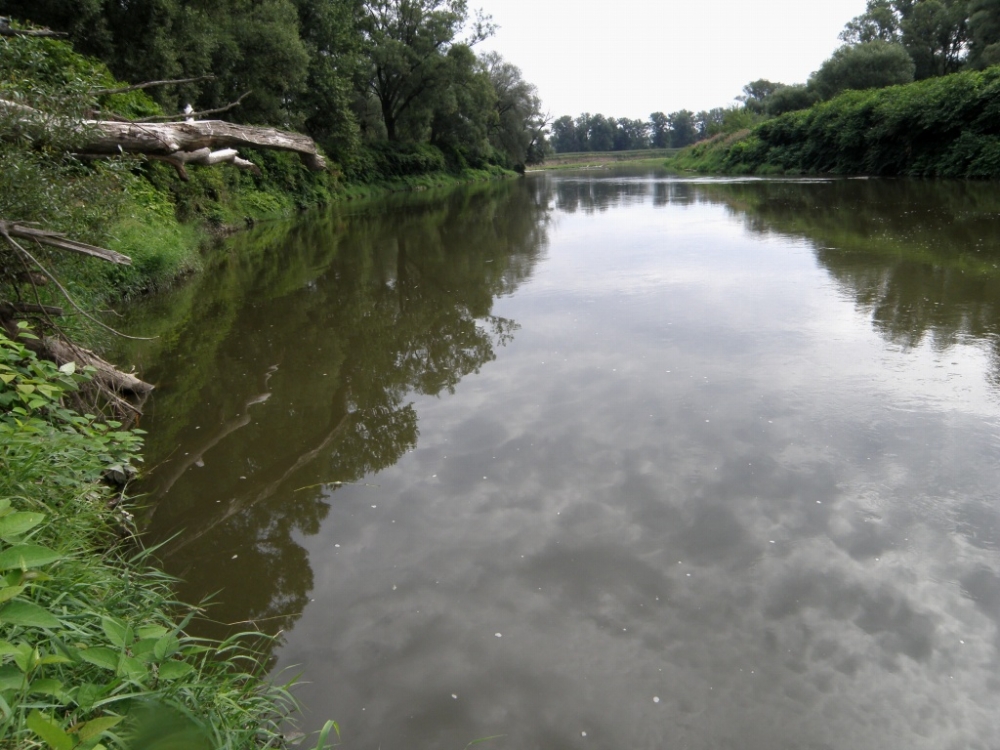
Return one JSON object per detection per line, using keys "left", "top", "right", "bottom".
{"left": 551, "top": 115, "right": 580, "bottom": 153}
{"left": 649, "top": 111, "right": 669, "bottom": 148}
{"left": 358, "top": 0, "right": 491, "bottom": 141}
{"left": 839, "top": 0, "right": 969, "bottom": 79}
{"left": 667, "top": 110, "right": 696, "bottom": 148}
{"left": 481, "top": 51, "right": 548, "bottom": 167}
{"left": 968, "top": 0, "right": 1000, "bottom": 66}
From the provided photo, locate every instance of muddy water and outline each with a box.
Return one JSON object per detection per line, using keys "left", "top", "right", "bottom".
{"left": 118, "top": 172, "right": 1000, "bottom": 750}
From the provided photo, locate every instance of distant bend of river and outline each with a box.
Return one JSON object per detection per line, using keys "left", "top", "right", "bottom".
{"left": 116, "top": 169, "right": 1000, "bottom": 750}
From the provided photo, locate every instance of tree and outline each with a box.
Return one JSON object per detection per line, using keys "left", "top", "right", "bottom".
{"left": 809, "top": 41, "right": 916, "bottom": 99}
{"left": 611, "top": 118, "right": 649, "bottom": 151}
{"left": 667, "top": 109, "right": 696, "bottom": 147}
{"left": 551, "top": 115, "right": 580, "bottom": 153}
{"left": 649, "top": 112, "right": 669, "bottom": 148}
{"left": 968, "top": 0, "right": 1000, "bottom": 66}
{"left": 694, "top": 108, "right": 726, "bottom": 139}
{"left": 765, "top": 84, "right": 819, "bottom": 115}
{"left": 586, "top": 113, "right": 614, "bottom": 151}
{"left": 738, "top": 79, "right": 785, "bottom": 113}
{"left": 481, "top": 51, "right": 548, "bottom": 167}
{"left": 838, "top": 0, "right": 969, "bottom": 79}
{"left": 2, "top": 0, "right": 314, "bottom": 126}
{"left": 358, "top": 0, "right": 490, "bottom": 141}
{"left": 428, "top": 44, "right": 494, "bottom": 163}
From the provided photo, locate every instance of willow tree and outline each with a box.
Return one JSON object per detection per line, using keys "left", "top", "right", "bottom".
{"left": 358, "top": 0, "right": 492, "bottom": 141}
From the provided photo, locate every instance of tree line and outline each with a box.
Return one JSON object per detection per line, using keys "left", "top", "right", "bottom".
{"left": 1, "top": 0, "right": 549, "bottom": 173}
{"left": 553, "top": 0, "right": 1000, "bottom": 154}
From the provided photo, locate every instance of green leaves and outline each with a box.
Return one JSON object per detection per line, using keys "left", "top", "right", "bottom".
{"left": 0, "top": 600, "right": 60, "bottom": 628}
{"left": 27, "top": 710, "right": 75, "bottom": 750}
{"left": 0, "top": 512, "right": 46, "bottom": 540}
{"left": 0, "top": 544, "right": 61, "bottom": 571}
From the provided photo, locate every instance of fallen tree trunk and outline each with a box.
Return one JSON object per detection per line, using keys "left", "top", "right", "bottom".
{"left": 0, "top": 98, "right": 327, "bottom": 171}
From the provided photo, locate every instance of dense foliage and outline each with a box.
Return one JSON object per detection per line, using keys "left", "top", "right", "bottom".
{"left": 1, "top": 0, "right": 547, "bottom": 172}
{"left": 669, "top": 66, "right": 1000, "bottom": 178}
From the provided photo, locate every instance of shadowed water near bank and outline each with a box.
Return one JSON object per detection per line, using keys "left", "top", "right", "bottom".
{"left": 115, "top": 169, "right": 1000, "bottom": 750}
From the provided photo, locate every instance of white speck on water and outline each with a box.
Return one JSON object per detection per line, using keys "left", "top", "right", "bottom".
{"left": 452, "top": 694, "right": 458, "bottom": 699}
{"left": 240, "top": 476, "right": 246, "bottom": 480}
{"left": 581, "top": 732, "right": 587, "bottom": 738}
{"left": 372, "top": 505, "right": 377, "bottom": 508}
{"left": 195, "top": 426, "right": 200, "bottom": 430}
{"left": 432, "top": 474, "right": 437, "bottom": 478}
{"left": 334, "top": 544, "right": 340, "bottom": 548}
{"left": 495, "top": 633, "right": 502, "bottom": 638}
{"left": 686, "top": 573, "right": 691, "bottom": 577}
{"left": 960, "top": 639, "right": 965, "bottom": 644}
{"left": 231, "top": 554, "right": 238, "bottom": 559}
{"left": 392, "top": 585, "right": 397, "bottom": 591}
{"left": 653, "top": 696, "right": 660, "bottom": 703}
{"left": 769, "top": 540, "right": 776, "bottom": 544}
{"left": 483, "top": 476, "right": 487, "bottom": 480}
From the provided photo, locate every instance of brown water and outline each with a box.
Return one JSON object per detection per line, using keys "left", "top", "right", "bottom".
{"left": 117, "top": 171, "right": 1000, "bottom": 750}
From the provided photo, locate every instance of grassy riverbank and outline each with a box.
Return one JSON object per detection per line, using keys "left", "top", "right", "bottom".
{"left": 667, "top": 66, "right": 1000, "bottom": 178}
{"left": 0, "top": 327, "right": 327, "bottom": 749}
{"left": 529, "top": 148, "right": 678, "bottom": 171}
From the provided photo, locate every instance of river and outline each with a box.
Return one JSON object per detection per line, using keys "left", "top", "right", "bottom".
{"left": 116, "top": 169, "right": 1000, "bottom": 750}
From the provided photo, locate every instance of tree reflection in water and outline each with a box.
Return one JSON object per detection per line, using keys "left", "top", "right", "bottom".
{"left": 116, "top": 180, "right": 551, "bottom": 651}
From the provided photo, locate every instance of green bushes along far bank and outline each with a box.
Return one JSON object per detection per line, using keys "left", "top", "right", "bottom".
{"left": 668, "top": 65, "right": 1000, "bottom": 178}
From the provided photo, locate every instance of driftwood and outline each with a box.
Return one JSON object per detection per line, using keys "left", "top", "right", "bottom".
{"left": 0, "top": 98, "right": 327, "bottom": 172}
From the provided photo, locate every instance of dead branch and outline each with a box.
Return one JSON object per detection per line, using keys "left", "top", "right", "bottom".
{"left": 0, "top": 17, "right": 66, "bottom": 38}
{"left": 148, "top": 146, "right": 261, "bottom": 181}
{"left": 0, "top": 221, "right": 132, "bottom": 265}
{"left": 0, "top": 98, "right": 327, "bottom": 171}
{"left": 95, "top": 75, "right": 216, "bottom": 97}
{"left": 131, "top": 91, "right": 252, "bottom": 123}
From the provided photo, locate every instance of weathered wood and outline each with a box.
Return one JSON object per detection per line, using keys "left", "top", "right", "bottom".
{"left": 43, "top": 337, "right": 154, "bottom": 396}
{"left": 0, "top": 98, "right": 327, "bottom": 170}
{"left": 0, "top": 221, "right": 132, "bottom": 265}
{"left": 0, "top": 17, "right": 66, "bottom": 38}
{"left": 150, "top": 147, "right": 261, "bottom": 181}
{"left": 0, "top": 99, "right": 326, "bottom": 169}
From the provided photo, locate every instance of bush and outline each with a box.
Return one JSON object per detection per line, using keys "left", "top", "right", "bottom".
{"left": 0, "top": 327, "right": 308, "bottom": 750}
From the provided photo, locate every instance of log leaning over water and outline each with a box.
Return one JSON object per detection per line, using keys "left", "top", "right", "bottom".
{"left": 0, "top": 98, "right": 327, "bottom": 171}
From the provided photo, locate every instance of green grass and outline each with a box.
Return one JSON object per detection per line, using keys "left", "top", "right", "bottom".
{"left": 0, "top": 327, "right": 325, "bottom": 750}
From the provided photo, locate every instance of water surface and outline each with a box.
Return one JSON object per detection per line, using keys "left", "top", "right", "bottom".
{"left": 118, "top": 171, "right": 1000, "bottom": 750}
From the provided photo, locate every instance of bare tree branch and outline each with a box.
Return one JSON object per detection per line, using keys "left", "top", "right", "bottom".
{"left": 95, "top": 75, "right": 216, "bottom": 97}
{"left": 0, "top": 17, "right": 66, "bottom": 38}
{"left": 130, "top": 91, "right": 252, "bottom": 123}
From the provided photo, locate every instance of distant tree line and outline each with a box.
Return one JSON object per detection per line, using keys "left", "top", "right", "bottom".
{"left": 554, "top": 0, "right": 1000, "bottom": 155}
{"left": 1, "top": 0, "right": 549, "bottom": 173}
{"left": 549, "top": 110, "right": 730, "bottom": 153}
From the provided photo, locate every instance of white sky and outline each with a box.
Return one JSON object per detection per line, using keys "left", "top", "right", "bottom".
{"left": 472, "top": 0, "right": 869, "bottom": 119}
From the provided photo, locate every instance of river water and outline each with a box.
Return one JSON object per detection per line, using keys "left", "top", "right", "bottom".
{"left": 117, "top": 170, "right": 1000, "bottom": 750}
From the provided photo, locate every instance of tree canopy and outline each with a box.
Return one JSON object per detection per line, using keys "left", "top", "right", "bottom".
{"left": 2, "top": 0, "right": 547, "bottom": 172}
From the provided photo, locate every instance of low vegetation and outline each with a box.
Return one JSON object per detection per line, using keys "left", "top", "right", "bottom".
{"left": 0, "top": 326, "right": 338, "bottom": 750}
{"left": 668, "top": 65, "right": 1000, "bottom": 178}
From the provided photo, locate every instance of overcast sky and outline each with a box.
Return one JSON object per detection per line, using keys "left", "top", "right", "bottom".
{"left": 472, "top": 0, "right": 869, "bottom": 119}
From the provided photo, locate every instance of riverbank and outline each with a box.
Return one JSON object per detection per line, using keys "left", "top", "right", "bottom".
{"left": 528, "top": 148, "right": 678, "bottom": 172}
{"left": 0, "top": 34, "right": 509, "bottom": 750}
{"left": 0, "top": 327, "right": 326, "bottom": 749}
{"left": 666, "top": 66, "right": 1000, "bottom": 178}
